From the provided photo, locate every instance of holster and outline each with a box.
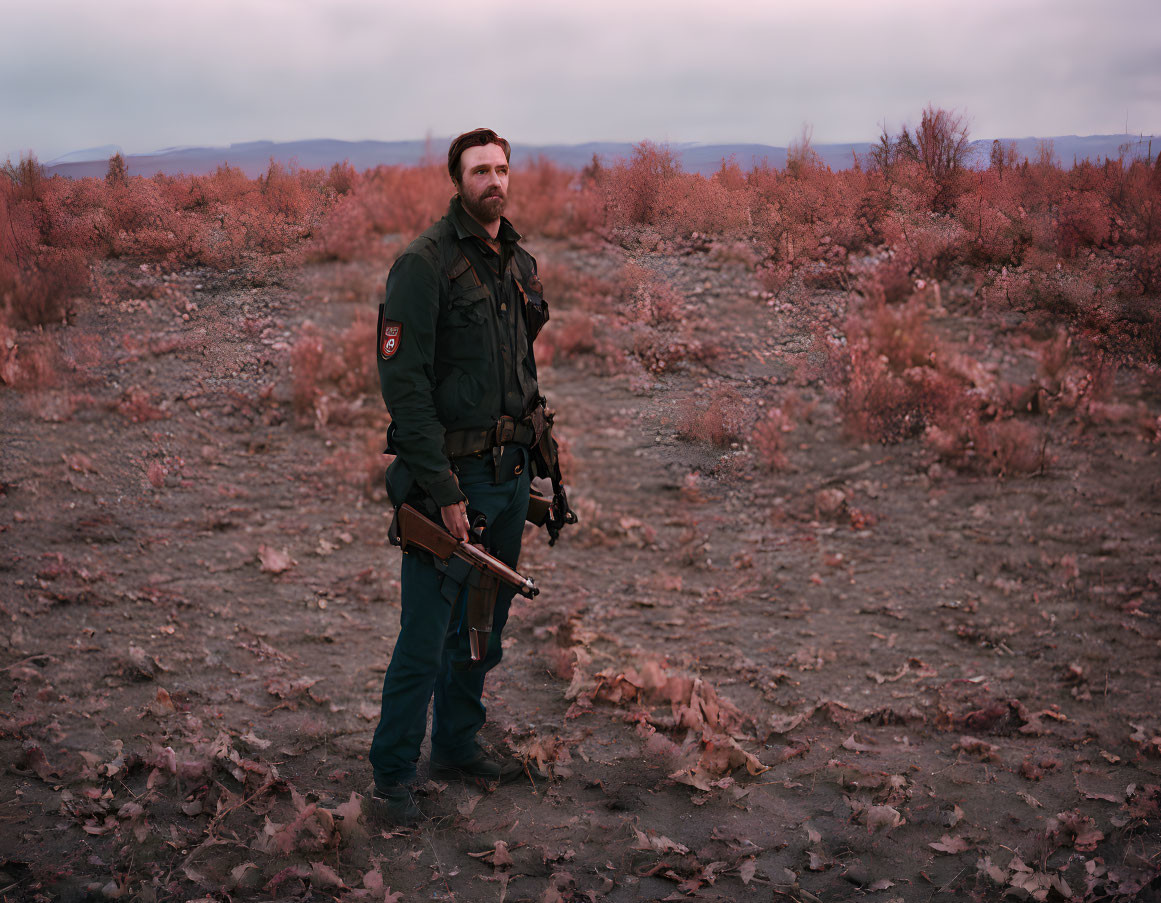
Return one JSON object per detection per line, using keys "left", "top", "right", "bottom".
{"left": 525, "top": 402, "right": 577, "bottom": 545}
{"left": 459, "top": 569, "right": 500, "bottom": 670}
{"left": 526, "top": 490, "right": 551, "bottom": 526}
{"left": 528, "top": 403, "right": 557, "bottom": 480}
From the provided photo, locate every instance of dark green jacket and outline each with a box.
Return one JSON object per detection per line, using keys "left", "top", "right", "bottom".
{"left": 377, "top": 197, "right": 547, "bottom": 508}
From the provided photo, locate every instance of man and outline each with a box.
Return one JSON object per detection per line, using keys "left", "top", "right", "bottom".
{"left": 368, "top": 128, "right": 561, "bottom": 825}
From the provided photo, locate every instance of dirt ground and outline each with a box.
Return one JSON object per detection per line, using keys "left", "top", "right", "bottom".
{"left": 2, "top": 234, "right": 1160, "bottom": 903}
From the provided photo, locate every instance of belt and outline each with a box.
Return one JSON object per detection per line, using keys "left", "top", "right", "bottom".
{"left": 451, "top": 444, "right": 529, "bottom": 483}
{"left": 444, "top": 416, "right": 536, "bottom": 458}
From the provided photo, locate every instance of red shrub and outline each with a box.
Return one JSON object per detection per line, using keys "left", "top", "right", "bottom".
{"left": 507, "top": 156, "right": 602, "bottom": 239}
{"left": 289, "top": 314, "right": 382, "bottom": 427}
{"left": 676, "top": 387, "right": 748, "bottom": 447}
{"left": 309, "top": 164, "right": 446, "bottom": 262}
{"left": 334, "top": 310, "right": 378, "bottom": 399}
{"left": 630, "top": 327, "right": 716, "bottom": 374}
{"left": 750, "top": 404, "right": 796, "bottom": 471}
{"left": 324, "top": 430, "right": 387, "bottom": 498}
{"left": 0, "top": 328, "right": 61, "bottom": 388}
{"left": 757, "top": 262, "right": 793, "bottom": 297}
{"left": 326, "top": 160, "right": 360, "bottom": 196}
{"left": 4, "top": 248, "right": 89, "bottom": 326}
{"left": 115, "top": 386, "right": 168, "bottom": 422}
{"left": 602, "top": 141, "right": 682, "bottom": 228}
{"left": 857, "top": 256, "right": 914, "bottom": 306}
{"left": 1056, "top": 189, "right": 1111, "bottom": 256}
{"left": 862, "top": 298, "right": 940, "bottom": 371}
{"left": 536, "top": 261, "right": 615, "bottom": 312}
{"left": 838, "top": 352, "right": 969, "bottom": 442}
{"left": 536, "top": 311, "right": 599, "bottom": 365}
{"left": 926, "top": 416, "right": 1046, "bottom": 476}
{"left": 618, "top": 262, "right": 685, "bottom": 326}
{"left": 260, "top": 160, "right": 310, "bottom": 219}
{"left": 826, "top": 301, "right": 972, "bottom": 443}
{"left": 290, "top": 328, "right": 325, "bottom": 417}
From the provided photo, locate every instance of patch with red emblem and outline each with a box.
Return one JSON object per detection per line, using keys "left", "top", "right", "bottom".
{"left": 380, "top": 320, "right": 402, "bottom": 359}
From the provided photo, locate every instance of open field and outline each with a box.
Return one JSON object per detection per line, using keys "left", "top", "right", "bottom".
{"left": 3, "top": 126, "right": 1161, "bottom": 901}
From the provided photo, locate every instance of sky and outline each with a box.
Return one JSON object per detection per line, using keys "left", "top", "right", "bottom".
{"left": 2, "top": 0, "right": 1159, "bottom": 163}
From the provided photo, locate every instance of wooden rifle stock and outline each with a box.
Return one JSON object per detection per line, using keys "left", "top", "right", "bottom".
{"left": 396, "top": 504, "right": 539, "bottom": 599}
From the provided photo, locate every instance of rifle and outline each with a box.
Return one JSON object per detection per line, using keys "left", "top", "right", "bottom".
{"left": 528, "top": 404, "right": 578, "bottom": 545}
{"left": 395, "top": 503, "right": 538, "bottom": 662}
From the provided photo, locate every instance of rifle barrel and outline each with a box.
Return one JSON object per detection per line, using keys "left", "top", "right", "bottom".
{"left": 455, "top": 544, "right": 539, "bottom": 598}
{"left": 397, "top": 504, "right": 539, "bottom": 599}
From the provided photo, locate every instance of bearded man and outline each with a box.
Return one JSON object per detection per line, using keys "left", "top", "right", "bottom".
{"left": 368, "top": 128, "right": 565, "bottom": 825}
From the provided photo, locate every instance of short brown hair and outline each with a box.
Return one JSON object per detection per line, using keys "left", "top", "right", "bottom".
{"left": 447, "top": 128, "right": 511, "bottom": 183}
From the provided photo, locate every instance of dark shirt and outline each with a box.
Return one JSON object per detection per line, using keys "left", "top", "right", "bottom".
{"left": 445, "top": 199, "right": 538, "bottom": 420}
{"left": 377, "top": 197, "right": 541, "bottom": 507}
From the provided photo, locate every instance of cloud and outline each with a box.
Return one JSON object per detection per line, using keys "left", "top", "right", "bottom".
{"left": 1, "top": 0, "right": 1157, "bottom": 161}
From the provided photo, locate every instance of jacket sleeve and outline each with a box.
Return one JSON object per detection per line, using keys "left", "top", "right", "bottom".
{"left": 377, "top": 252, "right": 466, "bottom": 508}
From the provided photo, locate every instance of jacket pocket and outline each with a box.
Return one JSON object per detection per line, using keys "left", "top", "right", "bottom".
{"left": 448, "top": 284, "right": 491, "bottom": 327}
{"left": 440, "top": 284, "right": 492, "bottom": 369}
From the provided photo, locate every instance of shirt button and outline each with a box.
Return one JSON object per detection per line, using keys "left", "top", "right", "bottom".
{"left": 500, "top": 303, "right": 507, "bottom": 312}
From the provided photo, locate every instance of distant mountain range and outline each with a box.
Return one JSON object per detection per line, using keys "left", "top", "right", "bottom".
{"left": 40, "top": 134, "right": 1159, "bottom": 179}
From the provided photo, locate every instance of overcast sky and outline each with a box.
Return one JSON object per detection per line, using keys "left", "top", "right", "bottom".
{"left": 2, "top": 0, "right": 1159, "bottom": 162}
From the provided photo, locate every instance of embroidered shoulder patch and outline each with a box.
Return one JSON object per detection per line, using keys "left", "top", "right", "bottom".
{"left": 380, "top": 320, "right": 402, "bottom": 359}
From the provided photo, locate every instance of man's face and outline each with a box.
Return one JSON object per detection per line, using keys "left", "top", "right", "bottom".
{"left": 457, "top": 143, "right": 509, "bottom": 225}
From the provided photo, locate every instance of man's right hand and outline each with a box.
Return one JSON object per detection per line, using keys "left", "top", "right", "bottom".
{"left": 441, "top": 501, "right": 470, "bottom": 542}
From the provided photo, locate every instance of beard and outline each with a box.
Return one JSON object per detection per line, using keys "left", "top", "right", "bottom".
{"left": 460, "top": 185, "right": 507, "bottom": 224}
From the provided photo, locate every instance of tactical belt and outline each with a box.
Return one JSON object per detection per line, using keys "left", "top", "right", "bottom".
{"left": 444, "top": 415, "right": 537, "bottom": 458}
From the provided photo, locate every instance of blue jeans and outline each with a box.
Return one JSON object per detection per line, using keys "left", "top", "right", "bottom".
{"left": 369, "top": 450, "right": 531, "bottom": 788}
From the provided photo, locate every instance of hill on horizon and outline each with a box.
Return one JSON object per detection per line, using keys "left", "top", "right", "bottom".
{"left": 37, "top": 134, "right": 1159, "bottom": 179}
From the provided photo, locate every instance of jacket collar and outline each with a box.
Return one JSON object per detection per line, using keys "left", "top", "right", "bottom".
{"left": 448, "top": 195, "right": 521, "bottom": 244}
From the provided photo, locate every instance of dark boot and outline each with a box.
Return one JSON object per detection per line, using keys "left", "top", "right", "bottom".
{"left": 431, "top": 751, "right": 523, "bottom": 786}
{"left": 365, "top": 783, "right": 422, "bottom": 827}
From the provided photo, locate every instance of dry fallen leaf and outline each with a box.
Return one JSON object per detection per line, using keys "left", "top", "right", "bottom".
{"left": 19, "top": 744, "right": 56, "bottom": 782}
{"left": 309, "top": 862, "right": 346, "bottom": 889}
{"left": 863, "top": 805, "right": 905, "bottom": 833}
{"left": 334, "top": 792, "right": 367, "bottom": 844}
{"left": 1050, "top": 810, "right": 1105, "bottom": 852}
{"left": 150, "top": 687, "right": 176, "bottom": 716}
{"left": 239, "top": 730, "right": 272, "bottom": 750}
{"left": 977, "top": 855, "right": 1008, "bottom": 884}
{"left": 631, "top": 827, "right": 690, "bottom": 854}
{"left": 928, "top": 834, "right": 970, "bottom": 854}
{"left": 468, "top": 840, "right": 516, "bottom": 868}
{"left": 228, "top": 862, "right": 259, "bottom": 888}
{"left": 362, "top": 867, "right": 383, "bottom": 892}
{"left": 768, "top": 710, "right": 810, "bottom": 734}
{"left": 457, "top": 794, "right": 483, "bottom": 817}
{"left": 954, "top": 735, "right": 1000, "bottom": 760}
{"left": 258, "top": 545, "right": 295, "bottom": 574}
{"left": 492, "top": 840, "right": 515, "bottom": 869}
{"left": 63, "top": 452, "right": 98, "bottom": 473}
